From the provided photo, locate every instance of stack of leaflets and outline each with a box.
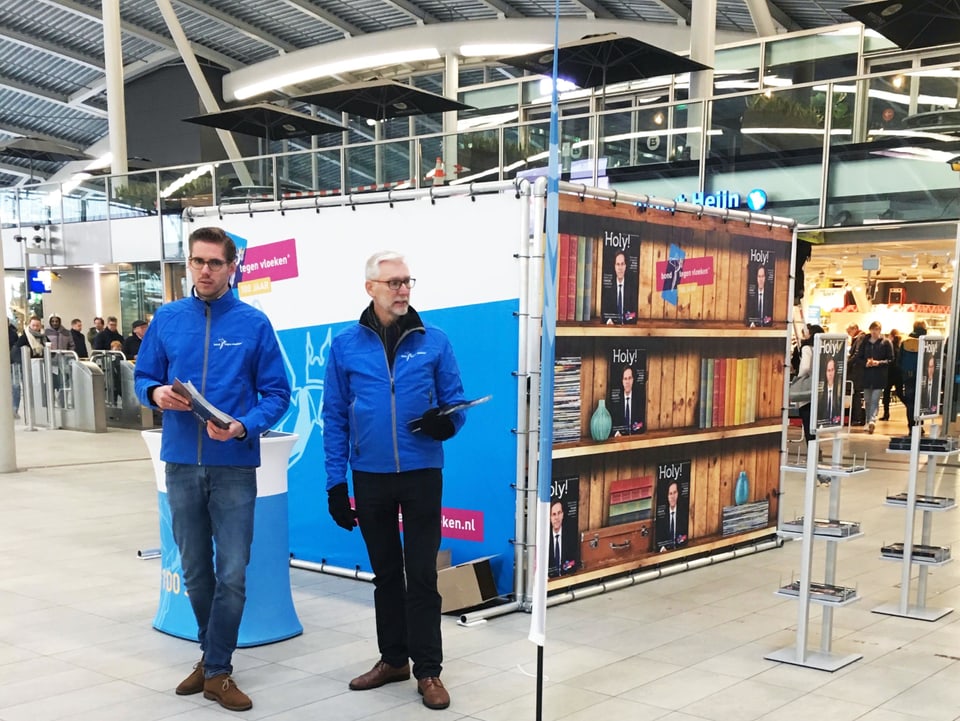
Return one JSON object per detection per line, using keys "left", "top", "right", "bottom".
{"left": 553, "top": 356, "right": 582, "bottom": 444}
{"left": 721, "top": 500, "right": 769, "bottom": 536}
{"left": 888, "top": 436, "right": 959, "bottom": 452}
{"left": 172, "top": 379, "right": 235, "bottom": 430}
{"left": 880, "top": 543, "right": 951, "bottom": 563}
{"left": 885, "top": 492, "right": 954, "bottom": 509}
{"left": 781, "top": 517, "right": 860, "bottom": 537}
{"left": 779, "top": 580, "right": 857, "bottom": 603}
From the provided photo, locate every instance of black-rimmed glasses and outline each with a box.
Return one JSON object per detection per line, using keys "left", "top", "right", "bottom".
{"left": 372, "top": 278, "right": 416, "bottom": 290}
{"left": 188, "top": 257, "right": 229, "bottom": 271}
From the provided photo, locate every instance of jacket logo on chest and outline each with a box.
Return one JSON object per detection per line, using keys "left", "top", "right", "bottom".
{"left": 399, "top": 351, "right": 426, "bottom": 362}
{"left": 214, "top": 337, "right": 242, "bottom": 349}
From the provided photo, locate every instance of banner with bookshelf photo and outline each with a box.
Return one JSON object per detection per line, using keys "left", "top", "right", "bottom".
{"left": 549, "top": 190, "right": 794, "bottom": 589}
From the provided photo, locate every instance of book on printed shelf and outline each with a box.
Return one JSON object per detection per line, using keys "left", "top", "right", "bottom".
{"left": 574, "top": 235, "right": 586, "bottom": 321}
{"left": 609, "top": 476, "right": 653, "bottom": 505}
{"left": 705, "top": 358, "right": 715, "bottom": 429}
{"left": 565, "top": 234, "right": 578, "bottom": 322}
{"left": 698, "top": 358, "right": 708, "bottom": 429}
{"left": 582, "top": 236, "right": 594, "bottom": 321}
{"left": 725, "top": 357, "right": 736, "bottom": 427}
{"left": 557, "top": 233, "right": 571, "bottom": 321}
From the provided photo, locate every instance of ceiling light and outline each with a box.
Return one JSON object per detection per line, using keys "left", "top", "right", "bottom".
{"left": 234, "top": 48, "right": 442, "bottom": 99}
{"left": 653, "top": 112, "right": 664, "bottom": 125}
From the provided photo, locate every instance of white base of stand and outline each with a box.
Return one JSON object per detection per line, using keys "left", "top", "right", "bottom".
{"left": 765, "top": 647, "right": 862, "bottom": 671}
{"left": 871, "top": 603, "right": 953, "bottom": 621}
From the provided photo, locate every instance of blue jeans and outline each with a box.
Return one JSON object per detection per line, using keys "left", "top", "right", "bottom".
{"left": 11, "top": 364, "right": 20, "bottom": 414}
{"left": 354, "top": 468, "right": 443, "bottom": 679}
{"left": 864, "top": 388, "right": 882, "bottom": 425}
{"left": 165, "top": 463, "right": 257, "bottom": 678}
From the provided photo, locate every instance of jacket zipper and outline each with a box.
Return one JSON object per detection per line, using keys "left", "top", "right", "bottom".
{"left": 361, "top": 323, "right": 421, "bottom": 473}
{"left": 196, "top": 302, "right": 212, "bottom": 465}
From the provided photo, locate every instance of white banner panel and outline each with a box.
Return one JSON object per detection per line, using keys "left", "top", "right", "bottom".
{"left": 189, "top": 192, "right": 522, "bottom": 329}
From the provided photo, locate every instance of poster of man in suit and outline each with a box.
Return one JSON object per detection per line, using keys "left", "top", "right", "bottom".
{"left": 917, "top": 337, "right": 944, "bottom": 419}
{"left": 608, "top": 346, "right": 646, "bottom": 436}
{"left": 745, "top": 249, "right": 775, "bottom": 328}
{"left": 655, "top": 460, "right": 690, "bottom": 551}
{"left": 600, "top": 238, "right": 639, "bottom": 325}
{"left": 814, "top": 334, "right": 847, "bottom": 432}
{"left": 548, "top": 476, "right": 580, "bottom": 577}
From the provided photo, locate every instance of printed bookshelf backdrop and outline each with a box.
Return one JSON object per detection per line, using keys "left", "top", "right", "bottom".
{"left": 549, "top": 194, "right": 793, "bottom": 588}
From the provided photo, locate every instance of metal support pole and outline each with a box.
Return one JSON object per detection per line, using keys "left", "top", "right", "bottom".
{"left": 154, "top": 0, "right": 253, "bottom": 186}
{"left": 101, "top": 0, "right": 128, "bottom": 177}
{"left": 43, "top": 345, "right": 57, "bottom": 430}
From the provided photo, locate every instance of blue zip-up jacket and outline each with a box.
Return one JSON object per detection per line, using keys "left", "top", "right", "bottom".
{"left": 134, "top": 290, "right": 291, "bottom": 467}
{"left": 322, "top": 305, "right": 466, "bottom": 490}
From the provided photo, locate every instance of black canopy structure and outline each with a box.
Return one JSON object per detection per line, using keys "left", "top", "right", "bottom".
{"left": 0, "top": 136, "right": 92, "bottom": 183}
{"left": 498, "top": 33, "right": 710, "bottom": 94}
{"left": 845, "top": 0, "right": 960, "bottom": 51}
{"left": 291, "top": 78, "right": 473, "bottom": 120}
{"left": 182, "top": 103, "right": 346, "bottom": 140}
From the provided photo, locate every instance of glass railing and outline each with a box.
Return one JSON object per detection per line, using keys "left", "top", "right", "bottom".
{"left": 3, "top": 67, "right": 960, "bottom": 242}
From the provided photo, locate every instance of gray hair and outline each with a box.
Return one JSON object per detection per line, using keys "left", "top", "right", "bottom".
{"left": 365, "top": 250, "right": 406, "bottom": 281}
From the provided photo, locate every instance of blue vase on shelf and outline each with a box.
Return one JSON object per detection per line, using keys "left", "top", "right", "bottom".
{"left": 734, "top": 470, "right": 749, "bottom": 505}
{"left": 590, "top": 399, "right": 612, "bottom": 441}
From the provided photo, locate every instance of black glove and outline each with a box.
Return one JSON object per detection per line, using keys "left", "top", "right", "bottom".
{"left": 418, "top": 407, "right": 456, "bottom": 441}
{"left": 327, "top": 483, "right": 357, "bottom": 531}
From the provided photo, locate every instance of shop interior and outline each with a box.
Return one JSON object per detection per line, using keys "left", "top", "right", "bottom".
{"left": 796, "top": 221, "right": 960, "bottom": 430}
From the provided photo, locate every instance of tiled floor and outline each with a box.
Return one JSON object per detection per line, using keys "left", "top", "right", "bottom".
{"left": 3, "top": 410, "right": 960, "bottom": 720}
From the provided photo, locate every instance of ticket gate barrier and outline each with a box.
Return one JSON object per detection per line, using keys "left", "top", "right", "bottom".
{"left": 21, "top": 347, "right": 107, "bottom": 433}
{"left": 90, "top": 351, "right": 157, "bottom": 429}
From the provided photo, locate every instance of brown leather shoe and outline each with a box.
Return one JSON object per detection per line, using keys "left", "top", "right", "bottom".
{"left": 175, "top": 659, "right": 204, "bottom": 696}
{"left": 349, "top": 660, "right": 410, "bottom": 690}
{"left": 203, "top": 673, "right": 252, "bottom": 712}
{"left": 418, "top": 677, "right": 450, "bottom": 710}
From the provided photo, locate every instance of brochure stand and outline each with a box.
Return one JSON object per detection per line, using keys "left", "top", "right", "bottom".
{"left": 142, "top": 429, "right": 303, "bottom": 646}
{"left": 874, "top": 335, "right": 955, "bottom": 622}
{"left": 767, "top": 334, "right": 863, "bottom": 671}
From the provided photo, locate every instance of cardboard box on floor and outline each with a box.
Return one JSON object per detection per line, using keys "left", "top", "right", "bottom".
{"left": 436, "top": 551, "right": 498, "bottom": 613}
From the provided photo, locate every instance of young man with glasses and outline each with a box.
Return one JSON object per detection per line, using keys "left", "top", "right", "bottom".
{"left": 134, "top": 226, "right": 290, "bottom": 712}
{"left": 322, "top": 250, "right": 467, "bottom": 711}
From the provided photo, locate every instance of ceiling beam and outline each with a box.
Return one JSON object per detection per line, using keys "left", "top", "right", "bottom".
{"left": 172, "top": 0, "right": 295, "bottom": 54}
{"left": 567, "top": 0, "right": 616, "bottom": 20}
{"left": 36, "top": 0, "right": 243, "bottom": 71}
{"left": 649, "top": 0, "right": 690, "bottom": 24}
{"left": 474, "top": 0, "right": 524, "bottom": 19}
{"left": 276, "top": 0, "right": 363, "bottom": 38}
{"left": 380, "top": 0, "right": 440, "bottom": 25}
{"left": 0, "top": 24, "right": 104, "bottom": 71}
{"left": 765, "top": 1, "right": 801, "bottom": 32}
{"left": 0, "top": 74, "right": 108, "bottom": 117}
{"left": 68, "top": 49, "right": 180, "bottom": 105}
{"left": 0, "top": 161, "right": 49, "bottom": 180}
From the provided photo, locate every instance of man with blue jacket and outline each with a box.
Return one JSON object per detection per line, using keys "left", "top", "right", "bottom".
{"left": 322, "top": 250, "right": 466, "bottom": 711}
{"left": 135, "top": 226, "right": 290, "bottom": 712}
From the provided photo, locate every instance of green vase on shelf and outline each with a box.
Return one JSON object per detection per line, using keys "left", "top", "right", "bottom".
{"left": 590, "top": 399, "right": 612, "bottom": 441}
{"left": 734, "top": 470, "right": 749, "bottom": 505}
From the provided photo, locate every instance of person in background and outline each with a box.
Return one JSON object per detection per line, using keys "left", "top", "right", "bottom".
{"left": 70, "top": 318, "right": 89, "bottom": 359}
{"left": 93, "top": 316, "right": 123, "bottom": 351}
{"left": 796, "top": 324, "right": 825, "bottom": 452}
{"left": 122, "top": 319, "right": 148, "bottom": 360}
{"left": 846, "top": 323, "right": 866, "bottom": 426}
{"left": 322, "top": 250, "right": 466, "bottom": 711}
{"left": 898, "top": 320, "right": 927, "bottom": 434}
{"left": 882, "top": 328, "right": 902, "bottom": 421}
{"left": 9, "top": 319, "right": 20, "bottom": 418}
{"left": 45, "top": 315, "right": 74, "bottom": 351}
{"left": 135, "top": 226, "right": 290, "bottom": 712}
{"left": 87, "top": 317, "right": 104, "bottom": 346}
{"left": 855, "top": 320, "right": 893, "bottom": 434}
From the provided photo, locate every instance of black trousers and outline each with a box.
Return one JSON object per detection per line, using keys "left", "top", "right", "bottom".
{"left": 353, "top": 468, "right": 443, "bottom": 679}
